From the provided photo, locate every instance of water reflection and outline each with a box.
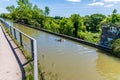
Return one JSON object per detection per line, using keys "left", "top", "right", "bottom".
{"left": 96, "top": 52, "right": 120, "bottom": 80}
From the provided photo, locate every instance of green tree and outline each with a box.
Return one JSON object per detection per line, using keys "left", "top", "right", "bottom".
{"left": 6, "top": 5, "right": 15, "bottom": 13}
{"left": 44, "top": 6, "right": 50, "bottom": 17}
{"left": 111, "top": 9, "right": 120, "bottom": 26}
{"left": 70, "top": 14, "right": 80, "bottom": 37}
{"left": 84, "top": 15, "right": 91, "bottom": 31}
{"left": 33, "top": 5, "right": 43, "bottom": 15}
{"left": 112, "top": 38, "right": 120, "bottom": 57}
{"left": 79, "top": 17, "right": 86, "bottom": 32}
{"left": 111, "top": 9, "right": 117, "bottom": 25}
{"left": 31, "top": 5, "right": 44, "bottom": 27}
{"left": 59, "top": 18, "right": 73, "bottom": 36}
{"left": 84, "top": 14, "right": 106, "bottom": 32}
{"left": 17, "top": 0, "right": 31, "bottom": 7}
{"left": 101, "top": 9, "right": 120, "bottom": 27}
{"left": 44, "top": 6, "right": 50, "bottom": 27}
{"left": 54, "top": 16, "right": 63, "bottom": 20}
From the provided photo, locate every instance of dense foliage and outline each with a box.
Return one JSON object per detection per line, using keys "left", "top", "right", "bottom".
{"left": 84, "top": 14, "right": 106, "bottom": 32}
{"left": 101, "top": 9, "right": 120, "bottom": 27}
{"left": 0, "top": 0, "right": 120, "bottom": 44}
{"left": 112, "top": 38, "right": 120, "bottom": 57}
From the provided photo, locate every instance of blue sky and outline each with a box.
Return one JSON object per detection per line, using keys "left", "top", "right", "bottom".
{"left": 0, "top": 0, "right": 120, "bottom": 17}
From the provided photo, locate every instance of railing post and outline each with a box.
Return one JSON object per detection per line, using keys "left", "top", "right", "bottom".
{"left": 19, "top": 32, "right": 23, "bottom": 46}
{"left": 31, "top": 39, "right": 34, "bottom": 59}
{"left": 10, "top": 26, "right": 12, "bottom": 35}
{"left": 0, "top": 19, "right": 39, "bottom": 80}
{"left": 13, "top": 28, "right": 17, "bottom": 39}
{"left": 33, "top": 40, "right": 38, "bottom": 80}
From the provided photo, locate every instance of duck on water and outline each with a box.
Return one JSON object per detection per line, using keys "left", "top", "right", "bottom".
{"left": 55, "top": 38, "right": 64, "bottom": 42}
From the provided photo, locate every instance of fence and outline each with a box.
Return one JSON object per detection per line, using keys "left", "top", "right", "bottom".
{"left": 0, "top": 19, "right": 38, "bottom": 80}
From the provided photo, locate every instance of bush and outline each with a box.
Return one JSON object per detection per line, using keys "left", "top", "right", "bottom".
{"left": 78, "top": 31, "right": 86, "bottom": 40}
{"left": 78, "top": 31, "right": 100, "bottom": 43}
{"left": 112, "top": 38, "right": 120, "bottom": 57}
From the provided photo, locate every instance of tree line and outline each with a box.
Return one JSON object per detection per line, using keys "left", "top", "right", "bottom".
{"left": 0, "top": 0, "right": 120, "bottom": 43}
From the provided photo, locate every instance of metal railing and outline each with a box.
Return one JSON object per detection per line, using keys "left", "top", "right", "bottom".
{"left": 0, "top": 19, "right": 38, "bottom": 80}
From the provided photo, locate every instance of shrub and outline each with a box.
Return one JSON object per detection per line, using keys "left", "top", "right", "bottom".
{"left": 112, "top": 38, "right": 120, "bottom": 57}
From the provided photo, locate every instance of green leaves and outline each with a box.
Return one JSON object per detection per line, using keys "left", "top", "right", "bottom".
{"left": 6, "top": 5, "right": 15, "bottom": 13}
{"left": 3, "top": 0, "right": 120, "bottom": 46}
{"left": 101, "top": 9, "right": 120, "bottom": 27}
{"left": 112, "top": 39, "right": 120, "bottom": 57}
{"left": 84, "top": 14, "right": 106, "bottom": 32}
{"left": 70, "top": 14, "right": 80, "bottom": 37}
{"left": 59, "top": 18, "right": 73, "bottom": 36}
{"left": 44, "top": 6, "right": 50, "bottom": 17}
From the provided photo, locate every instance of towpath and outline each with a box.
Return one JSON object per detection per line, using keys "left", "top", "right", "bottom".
{"left": 0, "top": 24, "right": 26, "bottom": 80}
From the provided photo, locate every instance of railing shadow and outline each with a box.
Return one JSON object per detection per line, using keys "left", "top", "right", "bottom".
{"left": 1, "top": 26, "right": 26, "bottom": 80}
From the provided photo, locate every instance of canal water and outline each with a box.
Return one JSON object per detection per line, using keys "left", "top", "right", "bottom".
{"left": 4, "top": 20, "right": 120, "bottom": 80}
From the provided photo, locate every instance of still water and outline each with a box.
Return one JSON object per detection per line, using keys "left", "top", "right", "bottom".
{"left": 5, "top": 20, "right": 120, "bottom": 80}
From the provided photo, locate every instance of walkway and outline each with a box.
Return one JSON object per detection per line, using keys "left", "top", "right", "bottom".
{"left": 0, "top": 25, "right": 25, "bottom": 80}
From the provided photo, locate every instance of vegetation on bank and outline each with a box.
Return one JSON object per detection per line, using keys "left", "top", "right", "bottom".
{"left": 1, "top": 0, "right": 120, "bottom": 44}
{"left": 112, "top": 38, "right": 120, "bottom": 57}
{"left": 0, "top": 0, "right": 105, "bottom": 43}
{"left": 1, "top": 0, "right": 120, "bottom": 79}
{"left": 1, "top": 0, "right": 120, "bottom": 56}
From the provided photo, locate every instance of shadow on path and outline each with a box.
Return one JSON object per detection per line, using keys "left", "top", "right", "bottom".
{"left": 1, "top": 26, "right": 26, "bottom": 80}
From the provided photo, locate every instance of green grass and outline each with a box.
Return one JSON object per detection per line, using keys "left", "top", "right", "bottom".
{"left": 25, "top": 63, "right": 34, "bottom": 80}
{"left": 78, "top": 31, "right": 101, "bottom": 44}
{"left": 85, "top": 32, "right": 100, "bottom": 43}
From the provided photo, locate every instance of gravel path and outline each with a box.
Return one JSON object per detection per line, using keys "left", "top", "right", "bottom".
{"left": 0, "top": 25, "right": 22, "bottom": 80}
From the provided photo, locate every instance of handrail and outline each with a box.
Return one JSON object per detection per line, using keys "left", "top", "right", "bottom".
{"left": 12, "top": 26, "right": 35, "bottom": 40}
{"left": 0, "top": 19, "right": 38, "bottom": 80}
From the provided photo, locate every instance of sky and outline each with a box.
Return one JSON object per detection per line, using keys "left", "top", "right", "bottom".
{"left": 0, "top": 0, "right": 120, "bottom": 17}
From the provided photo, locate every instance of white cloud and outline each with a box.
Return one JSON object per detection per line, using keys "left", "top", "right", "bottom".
{"left": 88, "top": 2, "right": 104, "bottom": 6}
{"left": 88, "top": 0, "right": 120, "bottom": 8}
{"left": 104, "top": 4, "right": 114, "bottom": 7}
{"left": 67, "top": 0, "right": 81, "bottom": 2}
{"left": 102, "top": 0, "right": 120, "bottom": 3}
{"left": 2, "top": 0, "right": 10, "bottom": 1}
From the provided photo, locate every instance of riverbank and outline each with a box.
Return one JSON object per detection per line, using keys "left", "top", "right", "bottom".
{"left": 17, "top": 22, "right": 112, "bottom": 53}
